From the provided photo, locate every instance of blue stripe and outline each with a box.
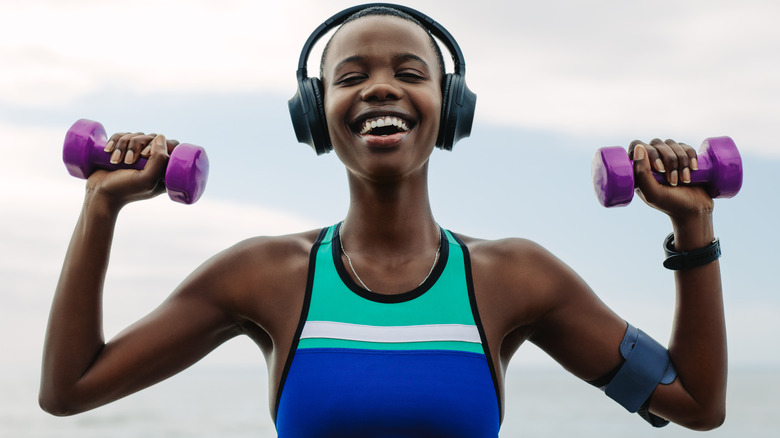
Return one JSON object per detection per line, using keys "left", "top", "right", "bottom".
{"left": 276, "top": 348, "right": 500, "bottom": 438}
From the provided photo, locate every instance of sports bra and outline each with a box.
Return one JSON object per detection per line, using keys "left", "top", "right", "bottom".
{"left": 274, "top": 223, "right": 501, "bottom": 437}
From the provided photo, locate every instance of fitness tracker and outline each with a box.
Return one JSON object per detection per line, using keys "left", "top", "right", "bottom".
{"left": 663, "top": 233, "right": 721, "bottom": 270}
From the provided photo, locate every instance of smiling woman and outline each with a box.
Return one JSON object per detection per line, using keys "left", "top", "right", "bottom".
{"left": 321, "top": 14, "right": 444, "bottom": 181}
{"left": 40, "top": 3, "right": 728, "bottom": 437}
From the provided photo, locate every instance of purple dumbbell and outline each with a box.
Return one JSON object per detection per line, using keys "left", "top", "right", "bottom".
{"left": 63, "top": 119, "right": 209, "bottom": 204}
{"left": 592, "top": 136, "right": 743, "bottom": 207}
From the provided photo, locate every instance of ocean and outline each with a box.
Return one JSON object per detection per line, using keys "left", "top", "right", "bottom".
{"left": 4, "top": 365, "right": 777, "bottom": 437}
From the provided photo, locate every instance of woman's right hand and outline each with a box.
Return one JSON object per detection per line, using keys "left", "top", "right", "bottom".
{"left": 87, "top": 132, "right": 179, "bottom": 209}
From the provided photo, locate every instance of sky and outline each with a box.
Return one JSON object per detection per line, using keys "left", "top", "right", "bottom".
{"left": 1, "top": 0, "right": 779, "bottom": 430}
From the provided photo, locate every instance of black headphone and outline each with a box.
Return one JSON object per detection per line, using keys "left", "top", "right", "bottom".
{"left": 288, "top": 3, "right": 477, "bottom": 155}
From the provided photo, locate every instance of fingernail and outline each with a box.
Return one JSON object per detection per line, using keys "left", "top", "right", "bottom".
{"left": 691, "top": 157, "right": 698, "bottom": 170}
{"left": 141, "top": 145, "right": 152, "bottom": 156}
{"left": 655, "top": 159, "right": 666, "bottom": 173}
{"left": 110, "top": 149, "right": 122, "bottom": 164}
{"left": 670, "top": 169, "right": 678, "bottom": 186}
{"left": 682, "top": 167, "right": 691, "bottom": 184}
{"left": 155, "top": 135, "right": 165, "bottom": 146}
{"left": 104, "top": 140, "right": 115, "bottom": 153}
{"left": 124, "top": 150, "right": 135, "bottom": 164}
{"left": 633, "top": 145, "right": 645, "bottom": 161}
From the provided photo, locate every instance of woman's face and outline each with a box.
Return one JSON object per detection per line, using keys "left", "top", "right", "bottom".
{"left": 321, "top": 15, "right": 443, "bottom": 182}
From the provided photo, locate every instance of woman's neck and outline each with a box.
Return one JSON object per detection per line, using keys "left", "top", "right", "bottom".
{"left": 342, "top": 167, "right": 438, "bottom": 258}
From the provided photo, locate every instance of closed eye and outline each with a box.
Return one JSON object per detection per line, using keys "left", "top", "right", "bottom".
{"left": 397, "top": 72, "right": 426, "bottom": 82}
{"left": 335, "top": 73, "right": 367, "bottom": 86}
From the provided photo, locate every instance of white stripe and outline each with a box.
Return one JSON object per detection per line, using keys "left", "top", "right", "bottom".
{"left": 300, "top": 321, "right": 481, "bottom": 344}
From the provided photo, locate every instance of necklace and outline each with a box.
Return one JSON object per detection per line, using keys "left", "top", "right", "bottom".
{"left": 339, "top": 224, "right": 442, "bottom": 293}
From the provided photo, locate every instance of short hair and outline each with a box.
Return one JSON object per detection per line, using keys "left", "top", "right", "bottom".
{"left": 319, "top": 6, "right": 446, "bottom": 80}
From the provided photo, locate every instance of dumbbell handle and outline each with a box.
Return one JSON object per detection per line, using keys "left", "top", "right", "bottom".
{"left": 63, "top": 119, "right": 209, "bottom": 204}
{"left": 648, "top": 152, "right": 716, "bottom": 185}
{"left": 66, "top": 131, "right": 148, "bottom": 173}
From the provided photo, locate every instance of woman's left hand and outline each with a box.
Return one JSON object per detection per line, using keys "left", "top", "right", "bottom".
{"left": 628, "top": 138, "right": 715, "bottom": 220}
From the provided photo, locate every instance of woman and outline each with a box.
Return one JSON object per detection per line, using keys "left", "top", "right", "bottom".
{"left": 40, "top": 4, "right": 727, "bottom": 436}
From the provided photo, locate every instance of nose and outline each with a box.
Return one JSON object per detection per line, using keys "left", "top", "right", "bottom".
{"left": 360, "top": 76, "right": 403, "bottom": 102}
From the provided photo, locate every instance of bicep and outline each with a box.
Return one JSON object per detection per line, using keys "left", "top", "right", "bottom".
{"left": 522, "top": 245, "right": 702, "bottom": 426}
{"left": 71, "top": 256, "right": 244, "bottom": 412}
{"left": 522, "top": 246, "right": 627, "bottom": 382}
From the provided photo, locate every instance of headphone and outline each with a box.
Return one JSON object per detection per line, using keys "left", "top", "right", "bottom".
{"left": 288, "top": 3, "right": 477, "bottom": 155}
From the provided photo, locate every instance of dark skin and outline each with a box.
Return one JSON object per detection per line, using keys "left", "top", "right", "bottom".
{"left": 40, "top": 15, "right": 726, "bottom": 431}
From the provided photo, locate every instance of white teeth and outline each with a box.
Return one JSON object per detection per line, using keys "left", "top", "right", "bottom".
{"left": 358, "top": 116, "right": 410, "bottom": 135}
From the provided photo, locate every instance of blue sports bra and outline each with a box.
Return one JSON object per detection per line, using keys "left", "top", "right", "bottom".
{"left": 274, "top": 223, "right": 501, "bottom": 437}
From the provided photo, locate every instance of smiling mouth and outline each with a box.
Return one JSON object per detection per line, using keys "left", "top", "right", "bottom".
{"left": 355, "top": 116, "right": 411, "bottom": 136}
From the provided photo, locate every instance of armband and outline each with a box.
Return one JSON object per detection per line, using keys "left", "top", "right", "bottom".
{"left": 603, "top": 324, "right": 676, "bottom": 426}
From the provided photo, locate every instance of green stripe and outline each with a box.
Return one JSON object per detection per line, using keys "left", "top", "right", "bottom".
{"left": 298, "top": 337, "right": 485, "bottom": 354}
{"left": 307, "top": 226, "right": 476, "bottom": 327}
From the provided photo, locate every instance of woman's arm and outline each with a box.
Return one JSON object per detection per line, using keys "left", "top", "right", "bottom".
{"left": 39, "top": 133, "right": 241, "bottom": 415}
{"left": 630, "top": 140, "right": 726, "bottom": 429}
{"left": 520, "top": 139, "right": 726, "bottom": 430}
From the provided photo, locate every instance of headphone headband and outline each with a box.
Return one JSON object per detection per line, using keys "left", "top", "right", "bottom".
{"left": 295, "top": 3, "right": 467, "bottom": 81}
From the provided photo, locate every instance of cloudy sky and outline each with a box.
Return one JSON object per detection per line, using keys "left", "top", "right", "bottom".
{"left": 2, "top": 0, "right": 779, "bottom": 430}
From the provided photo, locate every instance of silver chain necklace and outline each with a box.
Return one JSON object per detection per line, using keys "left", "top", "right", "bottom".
{"left": 339, "top": 224, "right": 442, "bottom": 293}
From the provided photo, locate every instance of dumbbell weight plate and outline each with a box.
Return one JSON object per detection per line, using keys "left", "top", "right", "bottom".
{"left": 592, "top": 146, "right": 635, "bottom": 207}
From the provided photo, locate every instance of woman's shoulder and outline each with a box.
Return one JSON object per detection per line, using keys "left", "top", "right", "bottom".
{"left": 220, "top": 228, "right": 325, "bottom": 273}
{"left": 454, "top": 233, "right": 556, "bottom": 266}
{"left": 453, "top": 232, "right": 580, "bottom": 297}
{"left": 187, "top": 227, "right": 324, "bottom": 289}
{"left": 230, "top": 228, "right": 323, "bottom": 258}
{"left": 182, "top": 227, "right": 325, "bottom": 319}
{"left": 452, "top": 232, "right": 594, "bottom": 334}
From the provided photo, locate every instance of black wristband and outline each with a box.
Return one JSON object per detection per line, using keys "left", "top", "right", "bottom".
{"left": 663, "top": 233, "right": 721, "bottom": 270}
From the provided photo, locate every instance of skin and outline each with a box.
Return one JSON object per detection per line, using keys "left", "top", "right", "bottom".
{"left": 40, "top": 15, "right": 726, "bottom": 431}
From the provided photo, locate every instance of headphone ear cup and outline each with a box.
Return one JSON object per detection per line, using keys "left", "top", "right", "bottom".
{"left": 436, "top": 74, "right": 453, "bottom": 150}
{"left": 288, "top": 77, "right": 332, "bottom": 155}
{"left": 437, "top": 74, "right": 476, "bottom": 151}
{"left": 309, "top": 78, "right": 331, "bottom": 154}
